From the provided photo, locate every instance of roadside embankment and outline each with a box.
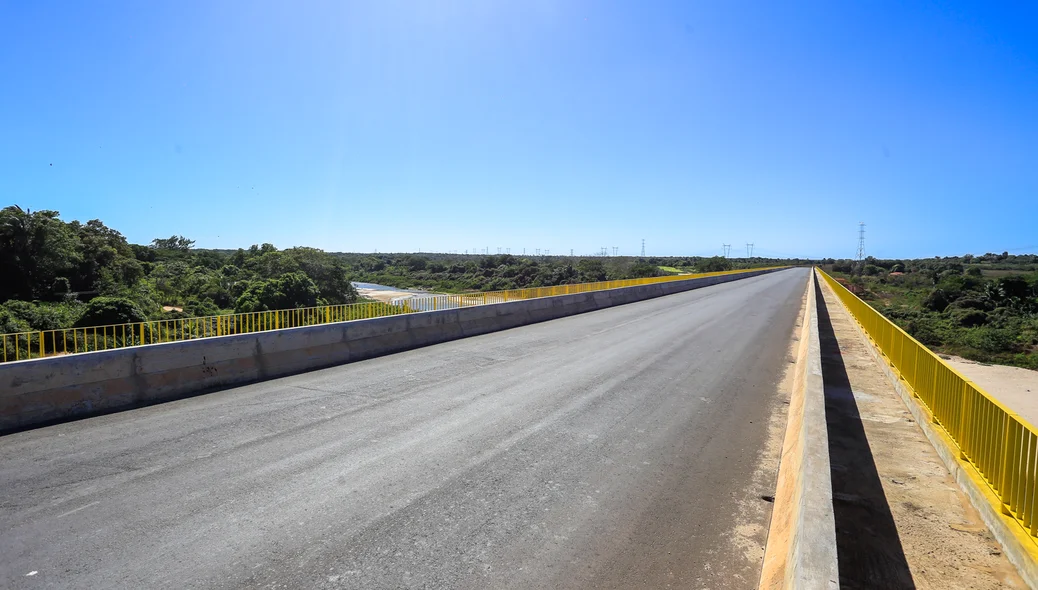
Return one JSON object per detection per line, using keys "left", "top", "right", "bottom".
{"left": 0, "top": 269, "right": 782, "bottom": 433}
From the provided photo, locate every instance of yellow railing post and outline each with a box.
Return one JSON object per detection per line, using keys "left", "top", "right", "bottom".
{"left": 1001, "top": 415, "right": 1017, "bottom": 515}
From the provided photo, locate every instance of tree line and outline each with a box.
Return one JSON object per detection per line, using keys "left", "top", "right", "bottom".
{"left": 0, "top": 206, "right": 358, "bottom": 334}
{"left": 1, "top": 206, "right": 768, "bottom": 334}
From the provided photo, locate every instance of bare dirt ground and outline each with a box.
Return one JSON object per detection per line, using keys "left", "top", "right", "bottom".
{"left": 817, "top": 280, "right": 1025, "bottom": 589}
{"left": 944, "top": 356, "right": 1038, "bottom": 425}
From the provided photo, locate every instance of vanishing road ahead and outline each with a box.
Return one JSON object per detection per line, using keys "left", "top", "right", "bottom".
{"left": 1, "top": 268, "right": 809, "bottom": 589}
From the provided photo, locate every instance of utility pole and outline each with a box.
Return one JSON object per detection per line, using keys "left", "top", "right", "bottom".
{"left": 722, "top": 244, "right": 731, "bottom": 258}
{"left": 613, "top": 246, "right": 618, "bottom": 256}
{"left": 641, "top": 239, "right": 646, "bottom": 257}
{"left": 570, "top": 249, "right": 574, "bottom": 256}
{"left": 536, "top": 249, "right": 541, "bottom": 256}
{"left": 746, "top": 243, "right": 754, "bottom": 258}
{"left": 856, "top": 222, "right": 866, "bottom": 261}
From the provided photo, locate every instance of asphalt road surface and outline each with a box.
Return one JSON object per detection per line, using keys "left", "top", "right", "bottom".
{"left": 1, "top": 268, "right": 809, "bottom": 589}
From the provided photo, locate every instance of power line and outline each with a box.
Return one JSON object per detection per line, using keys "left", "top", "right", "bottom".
{"left": 856, "top": 222, "right": 866, "bottom": 260}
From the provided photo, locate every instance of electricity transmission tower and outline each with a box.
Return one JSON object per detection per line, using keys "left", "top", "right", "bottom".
{"left": 641, "top": 239, "right": 646, "bottom": 257}
{"left": 856, "top": 222, "right": 866, "bottom": 260}
{"left": 722, "top": 244, "right": 731, "bottom": 258}
{"left": 612, "top": 246, "right": 618, "bottom": 256}
{"left": 746, "top": 243, "right": 754, "bottom": 258}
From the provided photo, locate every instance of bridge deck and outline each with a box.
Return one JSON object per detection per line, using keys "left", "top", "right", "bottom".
{"left": 0, "top": 269, "right": 807, "bottom": 589}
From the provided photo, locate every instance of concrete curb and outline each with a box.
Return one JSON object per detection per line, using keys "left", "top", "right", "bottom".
{"left": 817, "top": 270, "right": 1038, "bottom": 589}
{"left": 0, "top": 269, "right": 784, "bottom": 433}
{"left": 759, "top": 269, "right": 840, "bottom": 589}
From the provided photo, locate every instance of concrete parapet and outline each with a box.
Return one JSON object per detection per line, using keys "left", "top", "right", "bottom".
{"left": 759, "top": 269, "right": 839, "bottom": 589}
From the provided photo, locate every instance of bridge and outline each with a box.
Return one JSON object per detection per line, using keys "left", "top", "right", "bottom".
{"left": 1, "top": 268, "right": 1035, "bottom": 589}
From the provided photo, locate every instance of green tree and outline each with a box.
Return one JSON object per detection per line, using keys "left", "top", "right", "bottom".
{"left": 628, "top": 262, "right": 661, "bottom": 278}
{"left": 73, "top": 297, "right": 149, "bottom": 328}
{"left": 696, "top": 256, "right": 731, "bottom": 273}
{"left": 234, "top": 272, "right": 321, "bottom": 313}
{"left": 0, "top": 206, "right": 80, "bottom": 301}
{"left": 576, "top": 259, "right": 607, "bottom": 282}
{"left": 150, "top": 235, "right": 195, "bottom": 251}
{"left": 284, "top": 247, "right": 358, "bottom": 304}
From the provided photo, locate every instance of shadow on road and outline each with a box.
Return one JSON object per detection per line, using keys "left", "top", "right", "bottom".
{"left": 815, "top": 279, "right": 915, "bottom": 589}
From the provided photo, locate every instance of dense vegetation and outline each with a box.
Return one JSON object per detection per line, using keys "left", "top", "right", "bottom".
{"left": 2, "top": 207, "right": 797, "bottom": 334}
{"left": 826, "top": 255, "right": 1038, "bottom": 369}
{"left": 332, "top": 253, "right": 817, "bottom": 293}
{"left": 0, "top": 206, "right": 359, "bottom": 334}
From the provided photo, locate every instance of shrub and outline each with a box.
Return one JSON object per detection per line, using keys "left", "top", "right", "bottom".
{"left": 923, "top": 289, "right": 950, "bottom": 312}
{"left": 0, "top": 307, "right": 31, "bottom": 334}
{"left": 184, "top": 297, "right": 221, "bottom": 317}
{"left": 964, "top": 327, "right": 1015, "bottom": 354}
{"left": 905, "top": 315, "right": 945, "bottom": 346}
{"left": 950, "top": 309, "right": 988, "bottom": 328}
{"left": 947, "top": 296, "right": 991, "bottom": 312}
{"left": 73, "top": 297, "right": 149, "bottom": 328}
{"left": 2, "top": 300, "right": 82, "bottom": 331}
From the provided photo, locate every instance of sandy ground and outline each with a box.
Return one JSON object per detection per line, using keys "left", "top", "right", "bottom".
{"left": 944, "top": 356, "right": 1038, "bottom": 426}
{"left": 818, "top": 281, "right": 1025, "bottom": 589}
{"left": 354, "top": 287, "right": 421, "bottom": 304}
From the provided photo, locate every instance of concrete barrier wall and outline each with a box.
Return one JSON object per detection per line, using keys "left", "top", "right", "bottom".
{"left": 759, "top": 269, "right": 839, "bottom": 589}
{"left": 0, "top": 268, "right": 783, "bottom": 432}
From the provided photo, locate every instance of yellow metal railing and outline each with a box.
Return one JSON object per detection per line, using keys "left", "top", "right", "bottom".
{"left": 1, "top": 267, "right": 782, "bottom": 364}
{"left": 818, "top": 268, "right": 1038, "bottom": 541}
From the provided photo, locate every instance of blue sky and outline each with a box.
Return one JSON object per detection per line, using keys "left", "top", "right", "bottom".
{"left": 1, "top": 1, "right": 1036, "bottom": 259}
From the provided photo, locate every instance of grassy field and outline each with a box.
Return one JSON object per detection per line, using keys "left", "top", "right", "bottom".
{"left": 657, "top": 265, "right": 687, "bottom": 274}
